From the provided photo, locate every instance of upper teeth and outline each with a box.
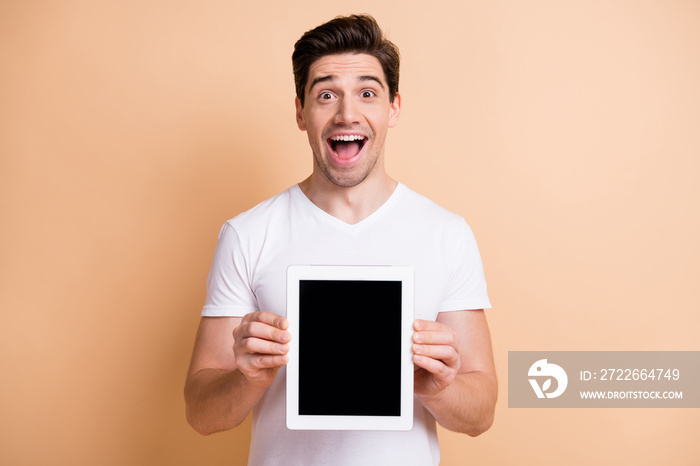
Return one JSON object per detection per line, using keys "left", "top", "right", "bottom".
{"left": 331, "top": 135, "right": 364, "bottom": 142}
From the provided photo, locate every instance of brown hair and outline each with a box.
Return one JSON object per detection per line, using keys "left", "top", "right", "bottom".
{"left": 292, "top": 14, "right": 400, "bottom": 107}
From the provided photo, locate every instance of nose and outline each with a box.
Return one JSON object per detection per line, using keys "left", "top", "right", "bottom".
{"left": 333, "top": 96, "right": 360, "bottom": 125}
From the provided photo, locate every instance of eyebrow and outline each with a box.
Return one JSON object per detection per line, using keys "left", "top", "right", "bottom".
{"left": 309, "top": 75, "right": 386, "bottom": 92}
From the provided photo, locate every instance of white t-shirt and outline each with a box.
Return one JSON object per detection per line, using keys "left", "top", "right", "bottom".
{"left": 202, "top": 183, "right": 491, "bottom": 466}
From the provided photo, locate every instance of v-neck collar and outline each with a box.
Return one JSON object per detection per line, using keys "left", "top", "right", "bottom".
{"left": 292, "top": 182, "right": 405, "bottom": 231}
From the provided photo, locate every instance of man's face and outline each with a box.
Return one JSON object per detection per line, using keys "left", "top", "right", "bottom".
{"left": 295, "top": 53, "right": 401, "bottom": 188}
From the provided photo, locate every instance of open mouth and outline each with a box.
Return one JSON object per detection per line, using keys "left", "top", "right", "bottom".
{"left": 328, "top": 135, "right": 367, "bottom": 160}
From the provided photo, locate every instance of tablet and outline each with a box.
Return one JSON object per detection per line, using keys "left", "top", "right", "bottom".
{"left": 286, "top": 265, "right": 414, "bottom": 431}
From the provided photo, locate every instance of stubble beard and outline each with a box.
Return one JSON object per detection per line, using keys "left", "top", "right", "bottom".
{"left": 311, "top": 130, "right": 383, "bottom": 189}
{"left": 313, "top": 150, "right": 378, "bottom": 188}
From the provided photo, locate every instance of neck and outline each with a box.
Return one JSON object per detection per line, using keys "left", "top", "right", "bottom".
{"left": 299, "top": 171, "right": 397, "bottom": 225}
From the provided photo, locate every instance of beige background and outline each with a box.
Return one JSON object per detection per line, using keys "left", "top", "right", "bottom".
{"left": 1, "top": 1, "right": 698, "bottom": 464}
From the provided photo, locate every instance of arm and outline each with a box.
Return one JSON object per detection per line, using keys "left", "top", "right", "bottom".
{"left": 412, "top": 309, "right": 497, "bottom": 436}
{"left": 184, "top": 312, "right": 290, "bottom": 435}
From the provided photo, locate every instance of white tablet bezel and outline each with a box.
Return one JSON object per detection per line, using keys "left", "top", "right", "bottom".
{"left": 286, "top": 265, "right": 414, "bottom": 431}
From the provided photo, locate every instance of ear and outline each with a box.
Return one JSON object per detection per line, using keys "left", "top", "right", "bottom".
{"left": 295, "top": 97, "right": 306, "bottom": 131}
{"left": 388, "top": 92, "right": 401, "bottom": 128}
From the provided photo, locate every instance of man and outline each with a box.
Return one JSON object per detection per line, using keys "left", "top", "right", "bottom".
{"left": 185, "top": 14, "right": 497, "bottom": 465}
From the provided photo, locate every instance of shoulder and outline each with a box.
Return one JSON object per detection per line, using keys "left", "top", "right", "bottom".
{"left": 397, "top": 184, "right": 470, "bottom": 232}
{"left": 223, "top": 186, "right": 297, "bottom": 234}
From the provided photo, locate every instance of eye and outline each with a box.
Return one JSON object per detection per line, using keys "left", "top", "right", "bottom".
{"left": 319, "top": 92, "right": 334, "bottom": 100}
{"left": 361, "top": 90, "right": 376, "bottom": 98}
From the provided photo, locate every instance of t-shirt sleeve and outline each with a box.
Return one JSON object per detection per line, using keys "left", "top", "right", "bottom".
{"left": 438, "top": 219, "right": 492, "bottom": 312}
{"left": 201, "top": 222, "right": 259, "bottom": 317}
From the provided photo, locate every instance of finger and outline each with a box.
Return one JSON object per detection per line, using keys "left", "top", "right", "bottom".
{"left": 413, "top": 319, "right": 447, "bottom": 332}
{"left": 238, "top": 353, "right": 289, "bottom": 371}
{"left": 247, "top": 320, "right": 291, "bottom": 343}
{"left": 235, "top": 320, "right": 290, "bottom": 344}
{"left": 412, "top": 344, "right": 460, "bottom": 367}
{"left": 413, "top": 319, "right": 458, "bottom": 345}
{"left": 245, "top": 311, "right": 289, "bottom": 330}
{"left": 412, "top": 353, "right": 455, "bottom": 380}
{"left": 237, "top": 336, "right": 289, "bottom": 356}
{"left": 413, "top": 329, "right": 457, "bottom": 346}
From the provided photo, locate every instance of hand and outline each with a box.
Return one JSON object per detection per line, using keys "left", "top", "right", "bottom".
{"left": 232, "top": 311, "right": 290, "bottom": 388}
{"left": 412, "top": 319, "right": 461, "bottom": 398}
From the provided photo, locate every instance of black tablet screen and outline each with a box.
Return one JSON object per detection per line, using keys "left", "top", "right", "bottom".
{"left": 298, "top": 280, "right": 402, "bottom": 416}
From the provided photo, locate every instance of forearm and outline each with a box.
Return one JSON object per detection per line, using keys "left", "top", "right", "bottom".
{"left": 418, "top": 371, "right": 497, "bottom": 436}
{"left": 185, "top": 368, "right": 267, "bottom": 435}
